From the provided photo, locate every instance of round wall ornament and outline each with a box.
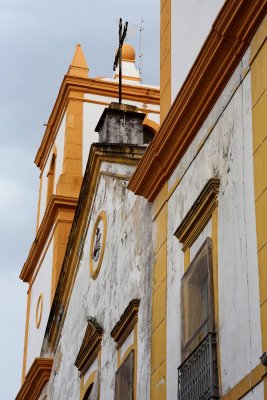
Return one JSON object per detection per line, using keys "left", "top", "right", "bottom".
{"left": 36, "top": 293, "right": 43, "bottom": 329}
{"left": 89, "top": 211, "right": 107, "bottom": 279}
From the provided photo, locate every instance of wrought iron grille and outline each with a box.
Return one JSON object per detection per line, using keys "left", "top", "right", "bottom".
{"left": 177, "top": 332, "right": 219, "bottom": 400}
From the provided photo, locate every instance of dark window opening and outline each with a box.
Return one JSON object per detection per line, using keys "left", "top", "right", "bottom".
{"left": 143, "top": 126, "right": 155, "bottom": 144}
{"left": 181, "top": 238, "right": 215, "bottom": 360}
{"left": 178, "top": 238, "right": 219, "bottom": 400}
{"left": 114, "top": 350, "right": 134, "bottom": 400}
{"left": 83, "top": 371, "right": 99, "bottom": 400}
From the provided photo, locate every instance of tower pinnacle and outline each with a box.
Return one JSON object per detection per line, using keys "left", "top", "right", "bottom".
{"left": 68, "top": 44, "right": 89, "bottom": 78}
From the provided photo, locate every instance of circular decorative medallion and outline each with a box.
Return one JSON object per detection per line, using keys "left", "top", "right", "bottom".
{"left": 36, "top": 293, "right": 43, "bottom": 329}
{"left": 90, "top": 211, "right": 107, "bottom": 279}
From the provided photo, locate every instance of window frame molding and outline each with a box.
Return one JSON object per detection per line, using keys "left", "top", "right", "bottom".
{"left": 111, "top": 299, "right": 140, "bottom": 400}
{"left": 111, "top": 299, "right": 140, "bottom": 349}
{"left": 174, "top": 178, "right": 220, "bottom": 252}
{"left": 75, "top": 319, "right": 103, "bottom": 400}
{"left": 174, "top": 177, "right": 222, "bottom": 394}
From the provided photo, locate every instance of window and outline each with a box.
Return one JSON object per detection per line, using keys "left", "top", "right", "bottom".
{"left": 175, "top": 179, "right": 220, "bottom": 399}
{"left": 181, "top": 238, "right": 214, "bottom": 360}
{"left": 114, "top": 350, "right": 134, "bottom": 400}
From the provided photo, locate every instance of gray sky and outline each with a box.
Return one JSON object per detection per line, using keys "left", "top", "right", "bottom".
{"left": 0, "top": 1, "right": 159, "bottom": 398}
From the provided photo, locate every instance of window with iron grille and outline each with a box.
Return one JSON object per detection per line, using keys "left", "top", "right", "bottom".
{"left": 178, "top": 238, "right": 219, "bottom": 400}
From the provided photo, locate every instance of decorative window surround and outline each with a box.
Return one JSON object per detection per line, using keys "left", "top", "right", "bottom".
{"left": 175, "top": 178, "right": 220, "bottom": 252}
{"left": 111, "top": 299, "right": 140, "bottom": 400}
{"left": 174, "top": 178, "right": 221, "bottom": 394}
{"left": 75, "top": 319, "right": 103, "bottom": 400}
{"left": 75, "top": 319, "right": 103, "bottom": 376}
{"left": 111, "top": 299, "right": 140, "bottom": 349}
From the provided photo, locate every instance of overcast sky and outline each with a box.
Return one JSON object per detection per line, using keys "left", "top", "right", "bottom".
{"left": 0, "top": 1, "right": 159, "bottom": 398}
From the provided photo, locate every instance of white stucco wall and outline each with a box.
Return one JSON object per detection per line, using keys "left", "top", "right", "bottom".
{"left": 38, "top": 113, "right": 66, "bottom": 227}
{"left": 166, "top": 49, "right": 262, "bottom": 398}
{"left": 26, "top": 234, "right": 53, "bottom": 373}
{"left": 171, "top": 0, "right": 224, "bottom": 102}
{"left": 46, "top": 158, "right": 153, "bottom": 400}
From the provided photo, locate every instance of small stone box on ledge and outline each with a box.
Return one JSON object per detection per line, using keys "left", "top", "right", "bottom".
{"left": 95, "top": 102, "right": 146, "bottom": 145}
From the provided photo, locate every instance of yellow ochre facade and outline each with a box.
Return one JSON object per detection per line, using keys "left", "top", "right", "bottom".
{"left": 17, "top": 1, "right": 267, "bottom": 399}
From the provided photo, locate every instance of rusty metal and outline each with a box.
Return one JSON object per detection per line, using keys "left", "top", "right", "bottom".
{"left": 113, "top": 18, "right": 128, "bottom": 104}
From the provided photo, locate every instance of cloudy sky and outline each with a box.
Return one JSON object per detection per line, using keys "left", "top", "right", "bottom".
{"left": 0, "top": 1, "right": 159, "bottom": 398}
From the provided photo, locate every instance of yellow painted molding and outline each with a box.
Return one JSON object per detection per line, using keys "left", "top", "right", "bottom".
{"left": 143, "top": 116, "right": 160, "bottom": 133}
{"left": 36, "top": 172, "right": 43, "bottom": 232}
{"left": 251, "top": 16, "right": 267, "bottom": 399}
{"left": 211, "top": 206, "right": 222, "bottom": 391}
{"left": 113, "top": 74, "right": 141, "bottom": 83}
{"left": 175, "top": 178, "right": 220, "bottom": 250}
{"left": 80, "top": 370, "right": 96, "bottom": 400}
{"left": 119, "top": 345, "right": 135, "bottom": 367}
{"left": 46, "top": 152, "right": 56, "bottom": 207}
{"left": 152, "top": 182, "right": 168, "bottom": 221}
{"left": 16, "top": 358, "right": 53, "bottom": 400}
{"left": 22, "top": 288, "right": 32, "bottom": 383}
{"left": 221, "top": 363, "right": 266, "bottom": 400}
{"left": 184, "top": 247, "right": 190, "bottom": 270}
{"left": 20, "top": 195, "right": 77, "bottom": 283}
{"left": 35, "top": 293, "right": 43, "bottom": 329}
{"left": 150, "top": 187, "right": 167, "bottom": 399}
{"left": 89, "top": 211, "right": 107, "bottom": 280}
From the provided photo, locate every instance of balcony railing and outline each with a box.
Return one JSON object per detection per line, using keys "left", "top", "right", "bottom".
{"left": 177, "top": 332, "right": 219, "bottom": 400}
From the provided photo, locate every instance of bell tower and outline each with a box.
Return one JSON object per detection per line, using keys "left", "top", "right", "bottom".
{"left": 20, "top": 44, "right": 89, "bottom": 380}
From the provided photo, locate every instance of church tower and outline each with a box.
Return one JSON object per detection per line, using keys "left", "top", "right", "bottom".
{"left": 18, "top": 41, "right": 159, "bottom": 396}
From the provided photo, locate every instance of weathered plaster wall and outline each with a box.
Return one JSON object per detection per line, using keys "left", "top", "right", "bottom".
{"left": 26, "top": 235, "right": 53, "bottom": 373}
{"left": 166, "top": 49, "right": 262, "bottom": 398}
{"left": 46, "top": 160, "right": 153, "bottom": 399}
{"left": 171, "top": 0, "right": 224, "bottom": 102}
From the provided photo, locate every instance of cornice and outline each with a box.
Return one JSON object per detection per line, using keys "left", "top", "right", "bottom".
{"left": 20, "top": 195, "right": 77, "bottom": 283}
{"left": 35, "top": 74, "right": 160, "bottom": 170}
{"left": 128, "top": 0, "right": 267, "bottom": 201}
{"left": 75, "top": 319, "right": 103, "bottom": 376}
{"left": 43, "top": 144, "right": 146, "bottom": 352}
{"left": 174, "top": 178, "right": 220, "bottom": 251}
{"left": 16, "top": 358, "right": 53, "bottom": 400}
{"left": 111, "top": 299, "right": 140, "bottom": 349}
